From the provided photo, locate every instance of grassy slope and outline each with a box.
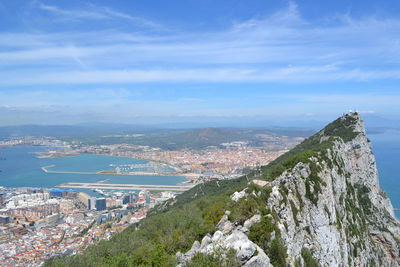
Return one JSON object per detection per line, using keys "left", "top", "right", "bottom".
{"left": 44, "top": 114, "right": 359, "bottom": 267}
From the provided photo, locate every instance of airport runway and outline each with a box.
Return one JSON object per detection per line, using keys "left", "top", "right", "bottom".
{"left": 56, "top": 182, "right": 195, "bottom": 192}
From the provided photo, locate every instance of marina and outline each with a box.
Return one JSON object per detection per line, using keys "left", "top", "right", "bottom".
{"left": 0, "top": 146, "right": 187, "bottom": 190}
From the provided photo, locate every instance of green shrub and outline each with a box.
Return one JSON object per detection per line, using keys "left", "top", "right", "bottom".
{"left": 45, "top": 114, "right": 361, "bottom": 267}
{"left": 201, "top": 199, "right": 228, "bottom": 230}
{"left": 228, "top": 198, "right": 259, "bottom": 224}
{"left": 186, "top": 249, "right": 240, "bottom": 267}
{"left": 248, "top": 216, "right": 277, "bottom": 250}
{"left": 268, "top": 239, "right": 288, "bottom": 267}
{"left": 290, "top": 200, "right": 299, "bottom": 226}
{"left": 301, "top": 248, "right": 320, "bottom": 267}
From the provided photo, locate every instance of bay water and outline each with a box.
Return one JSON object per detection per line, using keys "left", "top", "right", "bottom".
{"left": 0, "top": 136, "right": 398, "bottom": 218}
{"left": 0, "top": 146, "right": 185, "bottom": 190}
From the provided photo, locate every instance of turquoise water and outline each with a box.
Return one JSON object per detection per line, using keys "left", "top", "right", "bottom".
{"left": 0, "top": 138, "right": 398, "bottom": 218}
{"left": 0, "top": 146, "right": 185, "bottom": 189}
{"left": 369, "top": 131, "right": 400, "bottom": 218}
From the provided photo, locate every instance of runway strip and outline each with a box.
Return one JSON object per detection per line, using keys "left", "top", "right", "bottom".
{"left": 56, "top": 182, "right": 195, "bottom": 192}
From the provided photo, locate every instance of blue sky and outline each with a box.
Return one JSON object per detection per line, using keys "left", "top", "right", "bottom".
{"left": 1, "top": 0, "right": 400, "bottom": 126}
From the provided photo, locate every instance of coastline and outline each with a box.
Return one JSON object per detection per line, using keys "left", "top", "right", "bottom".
{"left": 34, "top": 151, "right": 80, "bottom": 158}
{"left": 34, "top": 148, "right": 198, "bottom": 183}
{"left": 0, "top": 146, "right": 190, "bottom": 191}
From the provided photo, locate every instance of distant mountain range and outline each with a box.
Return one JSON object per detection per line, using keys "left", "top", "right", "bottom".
{"left": 44, "top": 112, "right": 400, "bottom": 267}
{"left": 1, "top": 113, "right": 398, "bottom": 150}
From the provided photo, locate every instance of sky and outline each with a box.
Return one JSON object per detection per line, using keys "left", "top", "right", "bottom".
{"left": 1, "top": 0, "right": 400, "bottom": 126}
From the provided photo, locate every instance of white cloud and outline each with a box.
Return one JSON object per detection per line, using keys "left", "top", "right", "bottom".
{"left": 2, "top": 66, "right": 400, "bottom": 86}
{"left": 0, "top": 88, "right": 139, "bottom": 107}
{"left": 232, "top": 1, "right": 304, "bottom": 31}
{"left": 34, "top": 1, "right": 164, "bottom": 30}
{"left": 37, "top": 3, "right": 108, "bottom": 20}
{"left": 1, "top": 2, "right": 400, "bottom": 84}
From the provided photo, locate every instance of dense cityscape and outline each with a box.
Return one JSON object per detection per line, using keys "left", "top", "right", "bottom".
{"left": 0, "top": 186, "right": 174, "bottom": 266}
{"left": 0, "top": 135, "right": 301, "bottom": 181}
{"left": 0, "top": 134, "right": 303, "bottom": 266}
{"left": 1, "top": 0, "right": 399, "bottom": 266}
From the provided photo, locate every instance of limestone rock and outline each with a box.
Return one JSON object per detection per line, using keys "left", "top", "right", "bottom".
{"left": 252, "top": 179, "right": 270, "bottom": 187}
{"left": 217, "top": 214, "right": 234, "bottom": 234}
{"left": 264, "top": 112, "right": 400, "bottom": 267}
{"left": 243, "top": 251, "right": 270, "bottom": 267}
{"left": 178, "top": 113, "right": 400, "bottom": 267}
{"left": 177, "top": 227, "right": 271, "bottom": 266}
{"left": 212, "top": 230, "right": 224, "bottom": 242}
{"left": 200, "top": 234, "right": 212, "bottom": 250}
{"left": 243, "top": 214, "right": 261, "bottom": 229}
{"left": 231, "top": 189, "right": 247, "bottom": 202}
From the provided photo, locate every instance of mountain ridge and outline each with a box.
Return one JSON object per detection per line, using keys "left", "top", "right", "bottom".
{"left": 45, "top": 112, "right": 399, "bottom": 267}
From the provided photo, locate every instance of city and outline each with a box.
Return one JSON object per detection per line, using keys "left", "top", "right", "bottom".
{"left": 0, "top": 134, "right": 303, "bottom": 266}
{"left": 0, "top": 135, "right": 301, "bottom": 182}
{"left": 0, "top": 186, "right": 175, "bottom": 266}
{"left": 1, "top": 1, "right": 399, "bottom": 265}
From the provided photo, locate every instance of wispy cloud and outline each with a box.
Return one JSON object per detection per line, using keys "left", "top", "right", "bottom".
{"left": 1, "top": 2, "right": 400, "bottom": 85}
{"left": 34, "top": 1, "right": 164, "bottom": 30}
{"left": 0, "top": 1, "right": 399, "bottom": 125}
{"left": 2, "top": 65, "right": 400, "bottom": 86}
{"left": 37, "top": 2, "right": 108, "bottom": 20}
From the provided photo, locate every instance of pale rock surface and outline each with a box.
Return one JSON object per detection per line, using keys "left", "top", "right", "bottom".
{"left": 231, "top": 189, "right": 247, "bottom": 202}
{"left": 243, "top": 215, "right": 261, "bottom": 229}
{"left": 177, "top": 217, "right": 271, "bottom": 266}
{"left": 178, "top": 113, "right": 400, "bottom": 267}
{"left": 266, "top": 113, "right": 400, "bottom": 266}
{"left": 217, "top": 214, "right": 234, "bottom": 234}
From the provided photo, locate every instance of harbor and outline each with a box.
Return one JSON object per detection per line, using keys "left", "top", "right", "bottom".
{"left": 0, "top": 147, "right": 188, "bottom": 190}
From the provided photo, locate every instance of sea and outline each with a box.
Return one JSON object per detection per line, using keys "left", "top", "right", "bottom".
{"left": 0, "top": 146, "right": 186, "bottom": 197}
{"left": 0, "top": 133, "right": 398, "bottom": 218}
{"left": 369, "top": 131, "right": 400, "bottom": 218}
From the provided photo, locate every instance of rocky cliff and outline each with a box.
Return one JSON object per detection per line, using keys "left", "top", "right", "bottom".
{"left": 45, "top": 113, "right": 399, "bottom": 267}
{"left": 178, "top": 113, "right": 400, "bottom": 267}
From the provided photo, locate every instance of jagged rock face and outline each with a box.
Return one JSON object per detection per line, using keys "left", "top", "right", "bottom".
{"left": 267, "top": 113, "right": 399, "bottom": 266}
{"left": 179, "top": 113, "right": 399, "bottom": 267}
{"left": 177, "top": 212, "right": 271, "bottom": 266}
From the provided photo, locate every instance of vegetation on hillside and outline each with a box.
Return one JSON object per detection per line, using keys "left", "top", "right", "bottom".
{"left": 187, "top": 249, "right": 240, "bottom": 267}
{"left": 261, "top": 113, "right": 359, "bottom": 181}
{"left": 44, "top": 113, "right": 361, "bottom": 267}
{"left": 63, "top": 127, "right": 313, "bottom": 150}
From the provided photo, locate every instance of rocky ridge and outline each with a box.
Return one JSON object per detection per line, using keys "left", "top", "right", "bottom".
{"left": 178, "top": 113, "right": 400, "bottom": 267}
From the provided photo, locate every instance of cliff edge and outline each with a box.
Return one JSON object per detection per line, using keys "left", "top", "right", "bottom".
{"left": 179, "top": 112, "right": 399, "bottom": 267}
{"left": 45, "top": 113, "right": 400, "bottom": 267}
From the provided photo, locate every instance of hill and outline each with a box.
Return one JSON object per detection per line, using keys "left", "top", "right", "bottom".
{"left": 44, "top": 112, "right": 399, "bottom": 267}
{"left": 68, "top": 127, "right": 313, "bottom": 150}
{"left": 0, "top": 124, "right": 313, "bottom": 151}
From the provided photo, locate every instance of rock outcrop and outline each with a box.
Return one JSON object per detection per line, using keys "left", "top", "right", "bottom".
{"left": 178, "top": 113, "right": 400, "bottom": 267}
{"left": 177, "top": 212, "right": 270, "bottom": 266}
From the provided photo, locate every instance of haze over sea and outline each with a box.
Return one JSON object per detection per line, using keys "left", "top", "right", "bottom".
{"left": 0, "top": 131, "right": 398, "bottom": 218}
